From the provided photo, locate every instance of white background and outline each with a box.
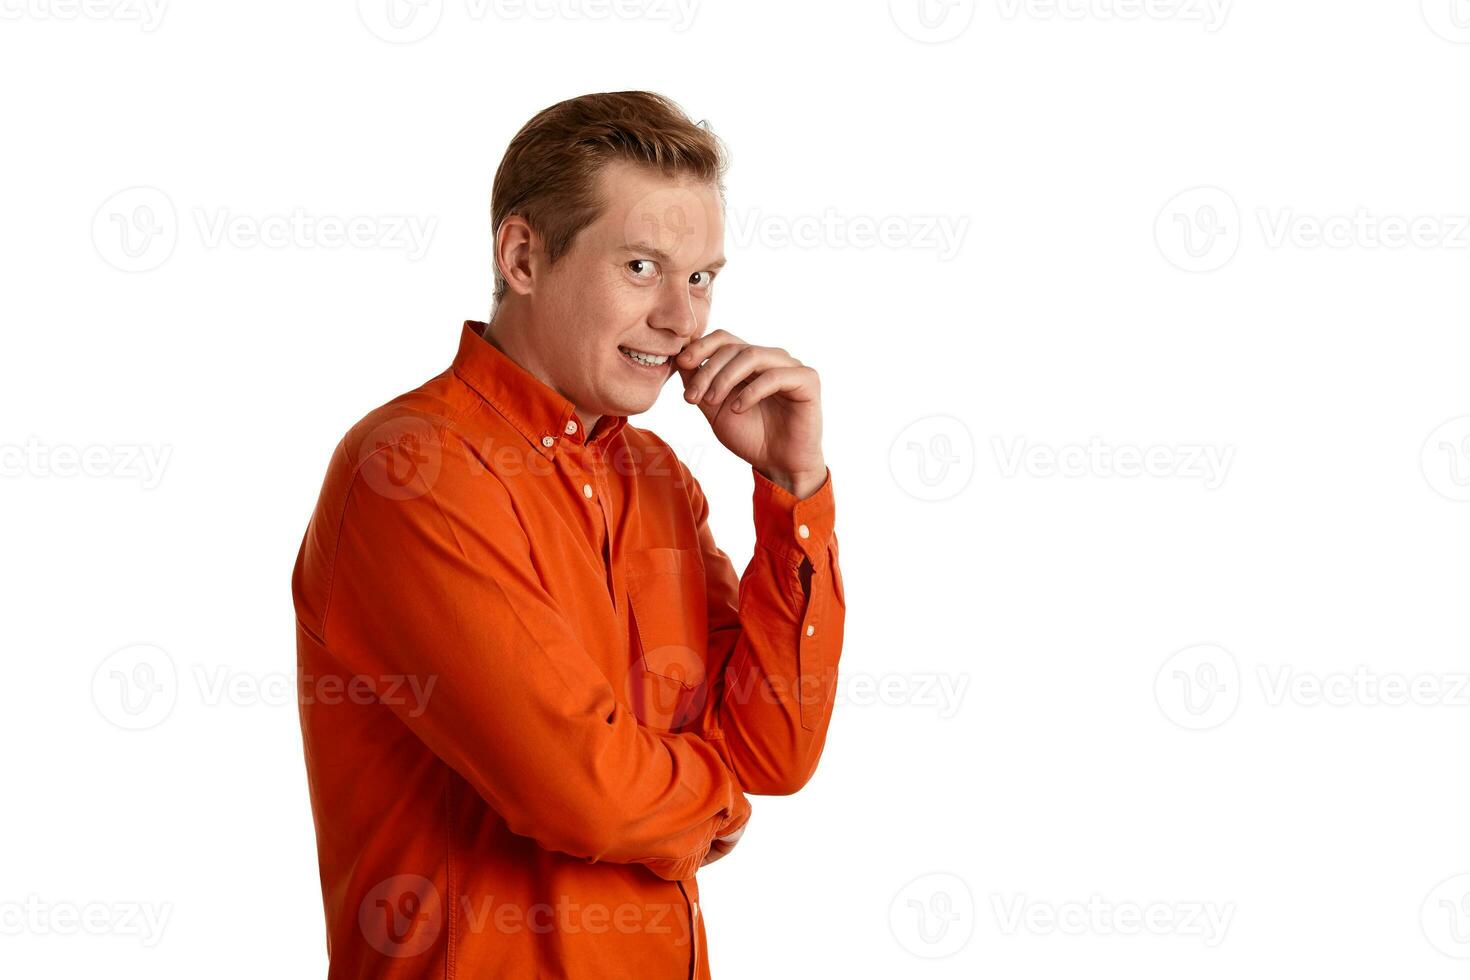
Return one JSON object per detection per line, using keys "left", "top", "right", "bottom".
{"left": 4, "top": 0, "right": 1470, "bottom": 976}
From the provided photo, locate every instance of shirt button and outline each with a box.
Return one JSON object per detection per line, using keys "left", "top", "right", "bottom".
{"left": 564, "top": 419, "right": 578, "bottom": 435}
{"left": 541, "top": 435, "right": 555, "bottom": 448}
{"left": 805, "top": 624, "right": 815, "bottom": 636}
{"left": 583, "top": 483, "right": 593, "bottom": 498}
{"left": 798, "top": 523, "right": 810, "bottom": 539}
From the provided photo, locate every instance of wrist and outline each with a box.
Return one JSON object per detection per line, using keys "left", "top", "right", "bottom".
{"left": 758, "top": 463, "right": 826, "bottom": 500}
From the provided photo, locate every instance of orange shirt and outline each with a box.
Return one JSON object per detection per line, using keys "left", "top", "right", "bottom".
{"left": 292, "top": 320, "right": 845, "bottom": 978}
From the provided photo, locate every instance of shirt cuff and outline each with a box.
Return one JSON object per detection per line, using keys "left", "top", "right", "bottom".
{"left": 752, "top": 464, "right": 835, "bottom": 568}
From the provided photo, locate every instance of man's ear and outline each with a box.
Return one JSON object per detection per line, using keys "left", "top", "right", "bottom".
{"left": 494, "top": 214, "right": 538, "bottom": 298}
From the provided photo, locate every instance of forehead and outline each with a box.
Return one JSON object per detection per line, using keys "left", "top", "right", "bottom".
{"left": 585, "top": 159, "right": 724, "bottom": 268}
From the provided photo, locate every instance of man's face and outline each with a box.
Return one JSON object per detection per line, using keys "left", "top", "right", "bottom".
{"left": 527, "top": 159, "right": 726, "bottom": 420}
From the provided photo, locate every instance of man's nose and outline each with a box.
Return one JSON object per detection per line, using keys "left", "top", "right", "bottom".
{"left": 647, "top": 279, "right": 699, "bottom": 341}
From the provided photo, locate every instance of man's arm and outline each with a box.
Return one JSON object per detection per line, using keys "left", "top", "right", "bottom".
{"left": 314, "top": 429, "right": 750, "bottom": 881}
{"left": 677, "top": 459, "right": 845, "bottom": 796}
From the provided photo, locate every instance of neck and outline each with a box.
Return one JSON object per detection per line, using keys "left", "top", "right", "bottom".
{"left": 482, "top": 307, "right": 601, "bottom": 435}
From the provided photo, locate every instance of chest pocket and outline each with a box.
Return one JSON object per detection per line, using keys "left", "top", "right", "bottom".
{"left": 625, "top": 546, "right": 709, "bottom": 690}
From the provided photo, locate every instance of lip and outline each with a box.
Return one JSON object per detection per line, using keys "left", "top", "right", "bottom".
{"left": 619, "top": 344, "right": 681, "bottom": 358}
{"left": 617, "top": 345, "right": 678, "bottom": 373}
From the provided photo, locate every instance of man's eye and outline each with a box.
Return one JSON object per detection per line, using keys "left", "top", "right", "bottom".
{"left": 689, "top": 270, "right": 714, "bottom": 288}
{"left": 627, "top": 259, "right": 658, "bottom": 280}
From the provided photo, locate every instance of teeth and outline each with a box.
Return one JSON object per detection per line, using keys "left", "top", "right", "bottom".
{"left": 619, "top": 346, "right": 668, "bottom": 366}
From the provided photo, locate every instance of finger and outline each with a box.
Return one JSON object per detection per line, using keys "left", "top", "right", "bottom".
{"left": 682, "top": 342, "right": 747, "bottom": 404}
{"left": 675, "top": 329, "right": 744, "bottom": 372}
{"left": 729, "top": 365, "right": 818, "bottom": 412}
{"left": 703, "top": 347, "right": 800, "bottom": 408}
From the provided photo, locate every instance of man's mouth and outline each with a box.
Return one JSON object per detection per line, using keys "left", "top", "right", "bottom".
{"left": 618, "top": 345, "right": 674, "bottom": 369}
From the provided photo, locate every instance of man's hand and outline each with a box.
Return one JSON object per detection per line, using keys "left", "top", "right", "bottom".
{"left": 699, "top": 824, "right": 746, "bottom": 868}
{"left": 675, "top": 330, "right": 827, "bottom": 498}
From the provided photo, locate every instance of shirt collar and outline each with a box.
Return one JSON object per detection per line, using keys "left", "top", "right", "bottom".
{"left": 451, "top": 320, "right": 628, "bottom": 459}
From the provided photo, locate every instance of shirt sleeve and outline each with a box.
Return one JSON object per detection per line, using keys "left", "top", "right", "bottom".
{"left": 318, "top": 428, "right": 750, "bottom": 881}
{"left": 677, "top": 461, "right": 846, "bottom": 796}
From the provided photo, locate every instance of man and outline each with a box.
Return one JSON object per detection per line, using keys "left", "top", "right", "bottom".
{"left": 291, "top": 91, "right": 845, "bottom": 979}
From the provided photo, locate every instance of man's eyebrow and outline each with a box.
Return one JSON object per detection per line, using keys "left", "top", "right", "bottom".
{"left": 620, "top": 242, "right": 727, "bottom": 271}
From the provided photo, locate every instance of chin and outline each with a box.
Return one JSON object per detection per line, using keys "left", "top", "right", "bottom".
{"left": 611, "top": 396, "right": 659, "bottom": 418}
